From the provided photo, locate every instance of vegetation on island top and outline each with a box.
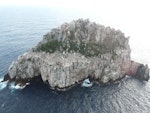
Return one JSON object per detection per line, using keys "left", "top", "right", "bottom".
{"left": 36, "top": 39, "right": 117, "bottom": 57}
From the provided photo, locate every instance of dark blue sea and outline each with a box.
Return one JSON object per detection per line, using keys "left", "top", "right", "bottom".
{"left": 0, "top": 6, "right": 150, "bottom": 113}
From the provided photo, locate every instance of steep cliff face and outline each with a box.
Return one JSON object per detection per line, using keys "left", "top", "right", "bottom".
{"left": 7, "top": 19, "right": 149, "bottom": 90}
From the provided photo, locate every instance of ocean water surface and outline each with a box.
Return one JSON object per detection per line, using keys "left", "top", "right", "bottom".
{"left": 0, "top": 7, "right": 150, "bottom": 113}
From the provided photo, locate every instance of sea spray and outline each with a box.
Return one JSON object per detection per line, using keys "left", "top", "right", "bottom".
{"left": 0, "top": 80, "right": 8, "bottom": 91}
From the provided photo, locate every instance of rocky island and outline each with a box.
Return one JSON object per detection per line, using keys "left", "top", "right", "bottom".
{"left": 3, "top": 19, "right": 149, "bottom": 91}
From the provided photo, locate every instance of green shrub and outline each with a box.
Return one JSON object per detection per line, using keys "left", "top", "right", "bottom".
{"left": 36, "top": 39, "right": 115, "bottom": 57}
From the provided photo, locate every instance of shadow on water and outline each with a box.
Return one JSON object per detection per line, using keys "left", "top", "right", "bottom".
{"left": 0, "top": 76, "right": 150, "bottom": 113}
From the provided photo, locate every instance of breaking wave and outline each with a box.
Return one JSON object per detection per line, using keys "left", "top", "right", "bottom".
{"left": 81, "top": 78, "right": 93, "bottom": 87}
{"left": 0, "top": 80, "right": 8, "bottom": 91}
{"left": 9, "top": 82, "right": 30, "bottom": 90}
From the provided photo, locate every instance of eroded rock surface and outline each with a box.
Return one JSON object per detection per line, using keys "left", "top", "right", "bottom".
{"left": 6, "top": 19, "right": 149, "bottom": 90}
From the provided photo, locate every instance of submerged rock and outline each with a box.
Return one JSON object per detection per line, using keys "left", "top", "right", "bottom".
{"left": 4, "top": 19, "right": 149, "bottom": 91}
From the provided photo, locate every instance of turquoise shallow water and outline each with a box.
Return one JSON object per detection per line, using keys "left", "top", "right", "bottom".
{"left": 0, "top": 6, "right": 150, "bottom": 113}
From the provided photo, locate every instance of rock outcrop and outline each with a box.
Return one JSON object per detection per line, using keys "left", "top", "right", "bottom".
{"left": 5, "top": 19, "right": 149, "bottom": 90}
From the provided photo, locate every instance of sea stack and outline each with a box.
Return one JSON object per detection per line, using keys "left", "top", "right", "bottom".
{"left": 5, "top": 19, "right": 149, "bottom": 91}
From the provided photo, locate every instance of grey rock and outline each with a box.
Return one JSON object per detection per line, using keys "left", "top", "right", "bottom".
{"left": 7, "top": 19, "right": 149, "bottom": 91}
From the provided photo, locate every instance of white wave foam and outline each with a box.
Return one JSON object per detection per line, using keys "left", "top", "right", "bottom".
{"left": 81, "top": 78, "right": 93, "bottom": 87}
{"left": 9, "top": 82, "right": 27, "bottom": 90}
{"left": 0, "top": 81, "right": 8, "bottom": 91}
{"left": 26, "top": 82, "right": 30, "bottom": 86}
{"left": 0, "top": 77, "right": 3, "bottom": 82}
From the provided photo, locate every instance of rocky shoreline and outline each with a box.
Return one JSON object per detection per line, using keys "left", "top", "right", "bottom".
{"left": 3, "top": 19, "right": 149, "bottom": 91}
